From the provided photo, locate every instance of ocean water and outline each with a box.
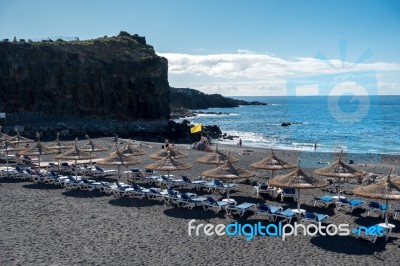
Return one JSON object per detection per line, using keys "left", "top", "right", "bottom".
{"left": 177, "top": 95, "right": 400, "bottom": 155}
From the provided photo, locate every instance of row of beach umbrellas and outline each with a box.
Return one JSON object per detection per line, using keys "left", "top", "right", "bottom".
{"left": 2, "top": 130, "right": 400, "bottom": 227}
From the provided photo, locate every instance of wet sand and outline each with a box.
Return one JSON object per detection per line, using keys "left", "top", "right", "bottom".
{"left": 1, "top": 137, "right": 400, "bottom": 265}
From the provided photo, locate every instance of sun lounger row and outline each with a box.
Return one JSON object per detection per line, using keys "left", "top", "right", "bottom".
{"left": 253, "top": 183, "right": 296, "bottom": 202}
{"left": 126, "top": 170, "right": 238, "bottom": 192}
{"left": 313, "top": 194, "right": 369, "bottom": 213}
{"left": 252, "top": 203, "right": 330, "bottom": 224}
{"left": 46, "top": 162, "right": 118, "bottom": 177}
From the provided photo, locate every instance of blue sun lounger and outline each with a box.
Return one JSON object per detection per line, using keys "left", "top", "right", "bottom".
{"left": 301, "top": 212, "right": 329, "bottom": 224}
{"left": 253, "top": 204, "right": 283, "bottom": 221}
{"left": 202, "top": 197, "right": 229, "bottom": 213}
{"left": 352, "top": 224, "right": 389, "bottom": 243}
{"left": 147, "top": 188, "right": 168, "bottom": 201}
{"left": 129, "top": 184, "right": 151, "bottom": 199}
{"left": 206, "top": 179, "right": 237, "bottom": 193}
{"left": 175, "top": 194, "right": 208, "bottom": 209}
{"left": 181, "top": 176, "right": 207, "bottom": 189}
{"left": 336, "top": 198, "right": 365, "bottom": 213}
{"left": 280, "top": 188, "right": 296, "bottom": 202}
{"left": 313, "top": 195, "right": 335, "bottom": 208}
{"left": 274, "top": 209, "right": 296, "bottom": 224}
{"left": 226, "top": 202, "right": 256, "bottom": 216}
{"left": 366, "top": 201, "right": 388, "bottom": 218}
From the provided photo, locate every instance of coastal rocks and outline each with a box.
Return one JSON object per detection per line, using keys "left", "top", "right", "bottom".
{"left": 281, "top": 122, "right": 291, "bottom": 126}
{"left": 203, "top": 125, "right": 222, "bottom": 139}
{"left": 170, "top": 109, "right": 231, "bottom": 119}
{"left": 170, "top": 87, "right": 266, "bottom": 109}
{"left": 163, "top": 119, "right": 192, "bottom": 143}
{"left": 0, "top": 32, "right": 170, "bottom": 120}
{"left": 2, "top": 112, "right": 168, "bottom": 141}
{"left": 220, "top": 133, "right": 239, "bottom": 141}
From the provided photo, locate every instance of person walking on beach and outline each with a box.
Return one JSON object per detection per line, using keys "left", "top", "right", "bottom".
{"left": 314, "top": 143, "right": 317, "bottom": 151}
{"left": 239, "top": 138, "right": 242, "bottom": 148}
{"left": 165, "top": 138, "right": 169, "bottom": 149}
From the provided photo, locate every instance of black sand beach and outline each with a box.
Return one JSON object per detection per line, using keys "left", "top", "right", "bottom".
{"left": 1, "top": 138, "right": 400, "bottom": 265}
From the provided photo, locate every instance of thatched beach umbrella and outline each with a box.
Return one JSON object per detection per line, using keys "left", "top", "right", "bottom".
{"left": 56, "top": 140, "right": 96, "bottom": 178}
{"left": 0, "top": 141, "right": 25, "bottom": 177}
{"left": 149, "top": 146, "right": 188, "bottom": 160}
{"left": 120, "top": 139, "right": 146, "bottom": 156}
{"left": 79, "top": 135, "right": 108, "bottom": 152}
{"left": 119, "top": 139, "right": 145, "bottom": 180}
{"left": 97, "top": 146, "right": 141, "bottom": 180}
{"left": 269, "top": 167, "right": 329, "bottom": 210}
{"left": 0, "top": 126, "right": 12, "bottom": 142}
{"left": 314, "top": 151, "right": 366, "bottom": 198}
{"left": 353, "top": 167, "right": 400, "bottom": 226}
{"left": 202, "top": 151, "right": 255, "bottom": 199}
{"left": 19, "top": 139, "right": 59, "bottom": 168}
{"left": 145, "top": 151, "right": 192, "bottom": 178}
{"left": 196, "top": 144, "right": 239, "bottom": 165}
{"left": 47, "top": 132, "right": 74, "bottom": 150}
{"left": 8, "top": 128, "right": 34, "bottom": 144}
{"left": 250, "top": 149, "right": 297, "bottom": 178}
{"left": 79, "top": 135, "right": 108, "bottom": 166}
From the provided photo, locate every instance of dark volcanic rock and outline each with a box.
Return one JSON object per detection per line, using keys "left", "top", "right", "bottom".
{"left": 170, "top": 87, "right": 266, "bottom": 109}
{"left": 0, "top": 32, "right": 170, "bottom": 120}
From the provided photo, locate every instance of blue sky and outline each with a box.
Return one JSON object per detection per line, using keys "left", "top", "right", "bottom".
{"left": 1, "top": 0, "right": 399, "bottom": 96}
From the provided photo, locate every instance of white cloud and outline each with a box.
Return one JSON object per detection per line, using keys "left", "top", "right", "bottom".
{"left": 159, "top": 52, "right": 400, "bottom": 96}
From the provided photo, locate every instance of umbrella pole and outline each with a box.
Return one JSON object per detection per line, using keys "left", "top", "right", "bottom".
{"left": 75, "top": 159, "right": 78, "bottom": 179}
{"left": 117, "top": 164, "right": 120, "bottom": 181}
{"left": 385, "top": 198, "right": 389, "bottom": 226}
{"left": 337, "top": 177, "right": 341, "bottom": 198}
{"left": 6, "top": 144, "right": 9, "bottom": 178}
{"left": 38, "top": 154, "right": 41, "bottom": 170}
{"left": 297, "top": 189, "right": 300, "bottom": 210}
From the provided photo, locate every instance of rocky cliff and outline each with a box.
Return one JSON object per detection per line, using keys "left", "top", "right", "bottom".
{"left": 0, "top": 32, "right": 170, "bottom": 120}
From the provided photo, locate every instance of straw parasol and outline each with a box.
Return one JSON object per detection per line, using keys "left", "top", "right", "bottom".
{"left": 145, "top": 151, "right": 192, "bottom": 178}
{"left": 353, "top": 167, "right": 400, "bottom": 226}
{"left": 0, "top": 141, "right": 25, "bottom": 177}
{"left": 120, "top": 139, "right": 146, "bottom": 156}
{"left": 269, "top": 167, "right": 329, "bottom": 210}
{"left": 0, "top": 126, "right": 11, "bottom": 142}
{"left": 149, "top": 146, "right": 188, "bottom": 160}
{"left": 56, "top": 139, "right": 96, "bottom": 178}
{"left": 314, "top": 151, "right": 366, "bottom": 198}
{"left": 96, "top": 145, "right": 141, "bottom": 180}
{"left": 202, "top": 151, "right": 255, "bottom": 199}
{"left": 79, "top": 135, "right": 108, "bottom": 152}
{"left": 196, "top": 144, "right": 239, "bottom": 165}
{"left": 8, "top": 128, "right": 34, "bottom": 144}
{"left": 250, "top": 149, "right": 297, "bottom": 178}
{"left": 47, "top": 132, "right": 74, "bottom": 150}
{"left": 19, "top": 138, "right": 60, "bottom": 168}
